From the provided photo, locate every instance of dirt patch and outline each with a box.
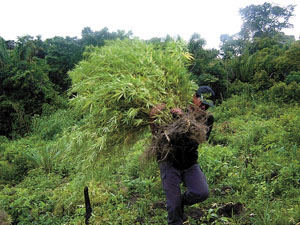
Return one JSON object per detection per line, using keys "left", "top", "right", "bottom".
{"left": 187, "top": 207, "right": 206, "bottom": 219}
{"left": 185, "top": 202, "right": 245, "bottom": 224}
{"left": 151, "top": 201, "right": 166, "bottom": 210}
{"left": 217, "top": 202, "right": 244, "bottom": 217}
{"left": 127, "top": 193, "right": 140, "bottom": 207}
{"left": 0, "top": 210, "right": 11, "bottom": 225}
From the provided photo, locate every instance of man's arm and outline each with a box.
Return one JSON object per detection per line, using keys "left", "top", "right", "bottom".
{"left": 149, "top": 104, "right": 185, "bottom": 134}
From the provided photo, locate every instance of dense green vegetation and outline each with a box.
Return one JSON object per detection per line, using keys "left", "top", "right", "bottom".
{"left": 0, "top": 27, "right": 132, "bottom": 138}
{"left": 1, "top": 2, "right": 300, "bottom": 225}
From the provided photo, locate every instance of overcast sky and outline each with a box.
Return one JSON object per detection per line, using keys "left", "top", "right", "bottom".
{"left": 1, "top": 0, "right": 299, "bottom": 49}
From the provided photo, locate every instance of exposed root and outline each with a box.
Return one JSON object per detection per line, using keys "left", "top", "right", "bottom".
{"left": 143, "top": 107, "right": 209, "bottom": 161}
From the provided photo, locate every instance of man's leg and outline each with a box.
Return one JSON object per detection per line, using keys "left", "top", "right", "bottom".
{"left": 182, "top": 164, "right": 209, "bottom": 206}
{"left": 159, "top": 162, "right": 185, "bottom": 225}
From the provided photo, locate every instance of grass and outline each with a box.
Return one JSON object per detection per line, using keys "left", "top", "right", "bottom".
{"left": 0, "top": 94, "right": 300, "bottom": 224}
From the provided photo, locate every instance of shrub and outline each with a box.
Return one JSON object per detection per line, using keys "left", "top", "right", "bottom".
{"left": 0, "top": 169, "right": 64, "bottom": 224}
{"left": 253, "top": 70, "right": 274, "bottom": 90}
{"left": 285, "top": 71, "right": 300, "bottom": 84}
{"left": 0, "top": 136, "right": 55, "bottom": 184}
{"left": 228, "top": 81, "right": 255, "bottom": 97}
{"left": 268, "top": 82, "right": 300, "bottom": 103}
{"left": 31, "top": 108, "right": 78, "bottom": 140}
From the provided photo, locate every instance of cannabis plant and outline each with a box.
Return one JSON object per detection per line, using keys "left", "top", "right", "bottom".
{"left": 67, "top": 39, "right": 197, "bottom": 167}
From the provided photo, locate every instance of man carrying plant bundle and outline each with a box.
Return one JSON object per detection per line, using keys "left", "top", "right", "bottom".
{"left": 149, "top": 86, "right": 215, "bottom": 225}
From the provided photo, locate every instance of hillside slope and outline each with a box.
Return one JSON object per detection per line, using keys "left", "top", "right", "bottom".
{"left": 1, "top": 94, "right": 299, "bottom": 224}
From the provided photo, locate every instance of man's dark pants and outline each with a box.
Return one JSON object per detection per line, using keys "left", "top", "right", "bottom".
{"left": 159, "top": 162, "right": 209, "bottom": 225}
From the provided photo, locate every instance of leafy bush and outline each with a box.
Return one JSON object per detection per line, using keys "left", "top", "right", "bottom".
{"left": 0, "top": 135, "right": 62, "bottom": 184}
{"left": 0, "top": 137, "right": 39, "bottom": 184}
{"left": 228, "top": 81, "right": 255, "bottom": 97}
{"left": 268, "top": 81, "right": 300, "bottom": 103}
{"left": 0, "top": 169, "right": 65, "bottom": 225}
{"left": 285, "top": 71, "right": 300, "bottom": 84}
{"left": 278, "top": 109, "right": 300, "bottom": 146}
{"left": 253, "top": 70, "right": 274, "bottom": 90}
{"left": 31, "top": 108, "right": 79, "bottom": 140}
{"left": 0, "top": 58, "right": 66, "bottom": 137}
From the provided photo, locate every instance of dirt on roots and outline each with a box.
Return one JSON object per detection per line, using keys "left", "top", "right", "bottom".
{"left": 144, "top": 106, "right": 209, "bottom": 161}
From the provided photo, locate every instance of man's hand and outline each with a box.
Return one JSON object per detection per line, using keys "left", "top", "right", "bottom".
{"left": 150, "top": 103, "right": 166, "bottom": 117}
{"left": 170, "top": 108, "right": 184, "bottom": 116}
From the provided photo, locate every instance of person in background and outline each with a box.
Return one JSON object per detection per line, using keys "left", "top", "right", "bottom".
{"left": 149, "top": 86, "right": 215, "bottom": 225}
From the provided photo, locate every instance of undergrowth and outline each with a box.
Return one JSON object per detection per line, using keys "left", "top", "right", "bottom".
{"left": 0, "top": 94, "right": 300, "bottom": 224}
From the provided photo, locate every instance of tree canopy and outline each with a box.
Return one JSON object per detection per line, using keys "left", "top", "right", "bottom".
{"left": 239, "top": 2, "right": 295, "bottom": 39}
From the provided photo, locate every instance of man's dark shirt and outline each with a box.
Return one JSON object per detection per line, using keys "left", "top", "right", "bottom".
{"left": 157, "top": 114, "right": 214, "bottom": 170}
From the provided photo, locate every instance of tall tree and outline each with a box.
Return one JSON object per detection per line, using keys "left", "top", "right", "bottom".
{"left": 45, "top": 36, "right": 83, "bottom": 93}
{"left": 0, "top": 37, "right": 9, "bottom": 66}
{"left": 0, "top": 36, "right": 65, "bottom": 137}
{"left": 81, "top": 27, "right": 132, "bottom": 47}
{"left": 220, "top": 34, "right": 247, "bottom": 59}
{"left": 188, "top": 33, "right": 211, "bottom": 75}
{"left": 187, "top": 33, "right": 226, "bottom": 98}
{"left": 239, "top": 2, "right": 295, "bottom": 40}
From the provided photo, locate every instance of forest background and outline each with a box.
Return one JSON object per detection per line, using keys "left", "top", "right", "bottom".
{"left": 0, "top": 2, "right": 300, "bottom": 225}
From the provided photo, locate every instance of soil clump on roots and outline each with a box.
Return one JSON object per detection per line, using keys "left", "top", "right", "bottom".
{"left": 145, "top": 106, "right": 209, "bottom": 161}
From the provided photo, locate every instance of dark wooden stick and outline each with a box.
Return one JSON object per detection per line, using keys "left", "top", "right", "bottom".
{"left": 84, "top": 186, "right": 92, "bottom": 225}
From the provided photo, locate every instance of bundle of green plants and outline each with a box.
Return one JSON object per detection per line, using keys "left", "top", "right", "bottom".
{"left": 67, "top": 39, "right": 198, "bottom": 165}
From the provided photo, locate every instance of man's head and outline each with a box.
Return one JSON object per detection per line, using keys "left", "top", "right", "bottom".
{"left": 193, "top": 86, "right": 215, "bottom": 110}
